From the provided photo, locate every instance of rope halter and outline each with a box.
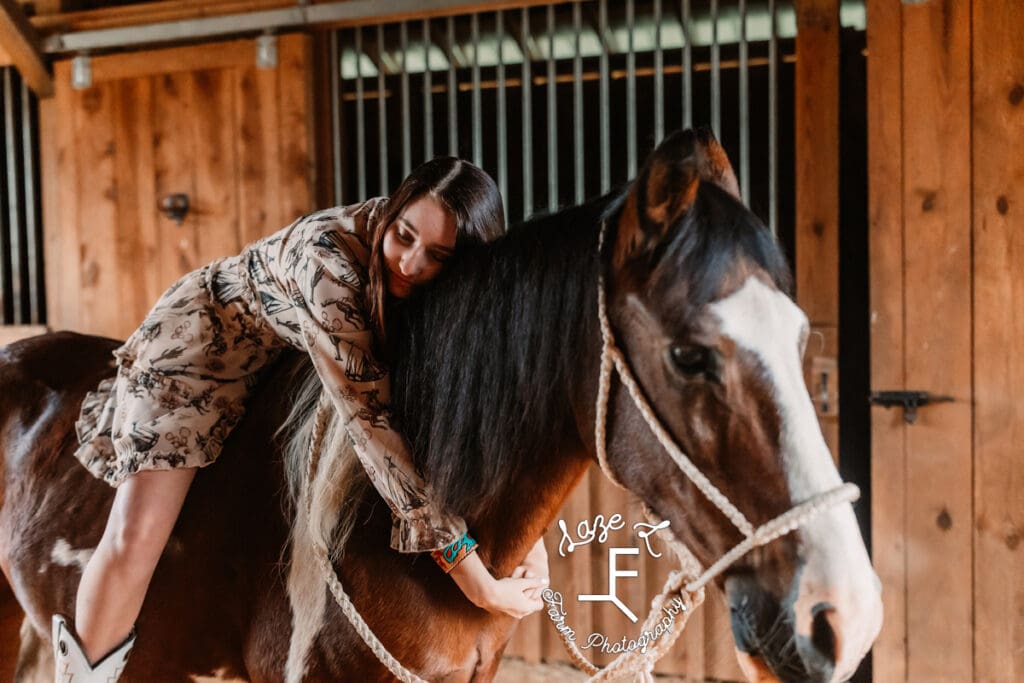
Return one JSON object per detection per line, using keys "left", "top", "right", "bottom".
{"left": 550, "top": 220, "right": 860, "bottom": 681}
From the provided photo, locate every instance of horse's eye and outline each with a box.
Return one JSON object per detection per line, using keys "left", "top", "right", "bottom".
{"left": 668, "top": 344, "right": 711, "bottom": 378}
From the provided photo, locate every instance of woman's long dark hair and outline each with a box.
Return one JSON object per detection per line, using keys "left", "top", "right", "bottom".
{"left": 366, "top": 157, "right": 505, "bottom": 342}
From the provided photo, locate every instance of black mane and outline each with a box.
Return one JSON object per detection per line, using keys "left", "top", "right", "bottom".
{"left": 391, "top": 197, "right": 610, "bottom": 520}
{"left": 390, "top": 182, "right": 791, "bottom": 521}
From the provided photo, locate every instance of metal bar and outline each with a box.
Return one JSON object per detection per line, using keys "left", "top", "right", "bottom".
{"left": 654, "top": 0, "right": 663, "bottom": 143}
{"left": 330, "top": 29, "right": 342, "bottom": 205}
{"left": 423, "top": 18, "right": 433, "bottom": 159}
{"left": 471, "top": 12, "right": 482, "bottom": 167}
{"left": 546, "top": 3, "right": 557, "bottom": 213}
{"left": 768, "top": 0, "right": 778, "bottom": 236}
{"left": 4, "top": 68, "right": 22, "bottom": 324}
{"left": 710, "top": 0, "right": 720, "bottom": 137}
{"left": 355, "top": 27, "right": 367, "bottom": 199}
{"left": 376, "top": 23, "right": 388, "bottom": 193}
{"left": 739, "top": 0, "right": 749, "bottom": 204}
{"left": 599, "top": 0, "right": 609, "bottom": 193}
{"left": 521, "top": 6, "right": 532, "bottom": 216}
{"left": 572, "top": 0, "right": 583, "bottom": 205}
{"left": 21, "top": 78, "right": 38, "bottom": 324}
{"left": 46, "top": 0, "right": 541, "bottom": 54}
{"left": 626, "top": 0, "right": 636, "bottom": 178}
{"left": 447, "top": 15, "right": 457, "bottom": 156}
{"left": 400, "top": 20, "right": 411, "bottom": 177}
{"left": 496, "top": 10, "right": 508, "bottom": 224}
{"left": 682, "top": 0, "right": 692, "bottom": 128}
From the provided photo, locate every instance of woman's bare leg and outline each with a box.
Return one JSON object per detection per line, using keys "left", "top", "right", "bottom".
{"left": 73, "top": 467, "right": 197, "bottom": 663}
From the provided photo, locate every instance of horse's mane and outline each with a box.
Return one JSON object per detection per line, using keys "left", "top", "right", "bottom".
{"left": 390, "top": 196, "right": 614, "bottom": 520}
{"left": 275, "top": 180, "right": 791, "bottom": 556}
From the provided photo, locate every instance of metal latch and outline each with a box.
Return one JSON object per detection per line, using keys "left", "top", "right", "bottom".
{"left": 868, "top": 391, "right": 954, "bottom": 424}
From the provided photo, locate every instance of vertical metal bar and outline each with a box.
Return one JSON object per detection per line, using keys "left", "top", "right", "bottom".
{"left": 355, "top": 28, "right": 367, "bottom": 200}
{"left": 496, "top": 10, "right": 508, "bottom": 224}
{"left": 599, "top": 0, "right": 610, "bottom": 193}
{"left": 471, "top": 13, "right": 482, "bottom": 167}
{"left": 768, "top": 0, "right": 778, "bottom": 236}
{"left": 654, "top": 0, "right": 663, "bottom": 143}
{"left": 710, "top": 0, "right": 720, "bottom": 137}
{"left": 447, "top": 16, "right": 458, "bottom": 157}
{"left": 572, "top": 1, "right": 583, "bottom": 205}
{"left": 546, "top": 3, "right": 557, "bottom": 213}
{"left": 521, "top": 7, "right": 533, "bottom": 216}
{"left": 400, "top": 21, "right": 411, "bottom": 177}
{"left": 739, "top": 0, "right": 750, "bottom": 204}
{"left": 4, "top": 68, "right": 21, "bottom": 324}
{"left": 330, "top": 30, "right": 342, "bottom": 205}
{"left": 682, "top": 0, "right": 692, "bottom": 128}
{"left": 423, "top": 19, "right": 434, "bottom": 160}
{"left": 626, "top": 0, "right": 636, "bottom": 178}
{"left": 21, "top": 78, "right": 38, "bottom": 324}
{"left": 377, "top": 24, "right": 389, "bottom": 193}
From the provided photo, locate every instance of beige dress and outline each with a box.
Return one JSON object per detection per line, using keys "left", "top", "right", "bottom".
{"left": 73, "top": 199, "right": 467, "bottom": 553}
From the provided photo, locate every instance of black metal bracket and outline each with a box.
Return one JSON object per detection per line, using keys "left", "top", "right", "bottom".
{"left": 868, "top": 391, "right": 955, "bottom": 424}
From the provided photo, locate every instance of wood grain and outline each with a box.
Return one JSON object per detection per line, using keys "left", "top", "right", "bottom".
{"left": 971, "top": 1, "right": 1024, "bottom": 680}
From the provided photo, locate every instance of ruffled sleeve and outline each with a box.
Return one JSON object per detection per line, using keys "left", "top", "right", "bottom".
{"left": 276, "top": 203, "right": 468, "bottom": 553}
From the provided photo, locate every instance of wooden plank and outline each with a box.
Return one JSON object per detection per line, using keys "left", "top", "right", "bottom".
{"left": 74, "top": 80, "right": 121, "bottom": 336}
{"left": 235, "top": 59, "right": 283, "bottom": 242}
{"left": 111, "top": 77, "right": 158, "bottom": 338}
{"left": 31, "top": 0, "right": 295, "bottom": 33}
{"left": 116, "top": 76, "right": 162, "bottom": 328}
{"left": 794, "top": 0, "right": 839, "bottom": 327}
{"left": 0, "top": 0, "right": 52, "bottom": 97}
{"left": 192, "top": 67, "right": 242, "bottom": 264}
{"left": 865, "top": 0, "right": 907, "bottom": 680}
{"left": 152, "top": 70, "right": 199, "bottom": 285}
{"left": 88, "top": 39, "right": 254, "bottom": 84}
{"left": 277, "top": 33, "right": 314, "bottom": 222}
{"left": 900, "top": 1, "right": 973, "bottom": 680}
{"left": 971, "top": 1, "right": 1024, "bottom": 681}
{"left": 39, "top": 67, "right": 65, "bottom": 330}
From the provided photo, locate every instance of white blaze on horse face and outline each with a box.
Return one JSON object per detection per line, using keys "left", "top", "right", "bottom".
{"left": 710, "top": 277, "right": 882, "bottom": 682}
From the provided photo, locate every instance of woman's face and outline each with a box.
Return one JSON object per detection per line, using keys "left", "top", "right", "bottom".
{"left": 381, "top": 195, "right": 458, "bottom": 298}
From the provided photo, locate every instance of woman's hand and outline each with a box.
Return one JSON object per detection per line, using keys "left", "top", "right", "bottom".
{"left": 514, "top": 536, "right": 550, "bottom": 600}
{"left": 449, "top": 551, "right": 547, "bottom": 619}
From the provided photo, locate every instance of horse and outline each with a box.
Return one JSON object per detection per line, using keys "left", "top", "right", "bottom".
{"left": 0, "top": 128, "right": 881, "bottom": 682}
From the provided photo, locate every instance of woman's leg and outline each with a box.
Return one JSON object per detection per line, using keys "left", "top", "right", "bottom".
{"left": 73, "top": 467, "right": 197, "bottom": 663}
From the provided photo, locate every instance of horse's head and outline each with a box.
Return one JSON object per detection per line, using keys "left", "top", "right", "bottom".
{"left": 600, "top": 128, "right": 882, "bottom": 682}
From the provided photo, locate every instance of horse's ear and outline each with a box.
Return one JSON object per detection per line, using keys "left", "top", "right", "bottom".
{"left": 613, "top": 127, "right": 740, "bottom": 268}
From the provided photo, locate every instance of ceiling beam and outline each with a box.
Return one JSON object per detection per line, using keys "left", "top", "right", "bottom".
{"left": 0, "top": 0, "right": 52, "bottom": 96}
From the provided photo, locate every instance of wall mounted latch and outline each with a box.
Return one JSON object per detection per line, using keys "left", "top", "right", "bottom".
{"left": 869, "top": 391, "right": 954, "bottom": 424}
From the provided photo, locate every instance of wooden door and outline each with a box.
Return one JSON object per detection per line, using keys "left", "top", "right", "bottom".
{"left": 868, "top": 1, "right": 1024, "bottom": 680}
{"left": 40, "top": 34, "right": 314, "bottom": 340}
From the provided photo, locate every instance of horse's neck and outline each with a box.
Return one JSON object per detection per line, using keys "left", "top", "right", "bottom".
{"left": 471, "top": 435, "right": 592, "bottom": 576}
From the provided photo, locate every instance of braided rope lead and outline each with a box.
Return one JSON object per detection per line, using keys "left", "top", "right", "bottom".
{"left": 305, "top": 391, "right": 428, "bottom": 683}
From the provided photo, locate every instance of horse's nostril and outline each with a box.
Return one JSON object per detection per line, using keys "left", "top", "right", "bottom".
{"left": 810, "top": 603, "right": 838, "bottom": 666}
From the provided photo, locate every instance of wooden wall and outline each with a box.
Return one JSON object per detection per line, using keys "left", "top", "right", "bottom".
{"left": 40, "top": 34, "right": 314, "bottom": 340}
{"left": 868, "top": 0, "right": 1024, "bottom": 681}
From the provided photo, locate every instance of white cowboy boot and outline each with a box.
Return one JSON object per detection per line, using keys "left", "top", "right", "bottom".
{"left": 52, "top": 615, "right": 136, "bottom": 682}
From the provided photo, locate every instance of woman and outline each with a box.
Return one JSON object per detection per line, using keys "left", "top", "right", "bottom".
{"left": 56, "top": 157, "right": 550, "bottom": 681}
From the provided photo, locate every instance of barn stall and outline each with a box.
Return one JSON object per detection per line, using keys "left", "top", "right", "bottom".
{"left": 0, "top": 0, "right": 1020, "bottom": 682}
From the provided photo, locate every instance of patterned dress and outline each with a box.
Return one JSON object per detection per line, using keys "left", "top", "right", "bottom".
{"left": 73, "top": 199, "right": 467, "bottom": 553}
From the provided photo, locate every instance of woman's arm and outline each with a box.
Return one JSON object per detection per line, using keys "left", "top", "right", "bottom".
{"left": 449, "top": 551, "right": 547, "bottom": 619}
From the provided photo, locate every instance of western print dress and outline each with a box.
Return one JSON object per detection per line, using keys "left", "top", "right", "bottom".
{"left": 72, "top": 198, "right": 467, "bottom": 554}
